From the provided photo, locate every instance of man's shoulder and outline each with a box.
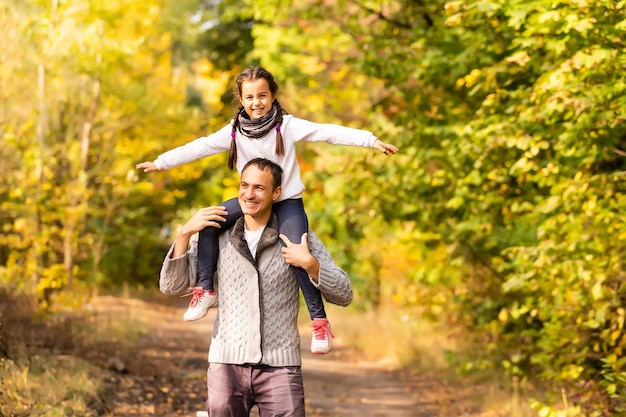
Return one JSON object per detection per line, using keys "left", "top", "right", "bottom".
{"left": 306, "top": 230, "right": 321, "bottom": 242}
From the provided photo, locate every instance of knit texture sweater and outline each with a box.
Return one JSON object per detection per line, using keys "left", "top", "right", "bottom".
{"left": 153, "top": 114, "right": 377, "bottom": 201}
{"left": 159, "top": 215, "right": 353, "bottom": 366}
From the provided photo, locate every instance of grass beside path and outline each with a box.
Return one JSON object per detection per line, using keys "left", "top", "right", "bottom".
{"left": 316, "top": 304, "right": 538, "bottom": 417}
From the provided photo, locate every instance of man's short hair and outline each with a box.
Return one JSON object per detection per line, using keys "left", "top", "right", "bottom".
{"left": 242, "top": 158, "right": 283, "bottom": 189}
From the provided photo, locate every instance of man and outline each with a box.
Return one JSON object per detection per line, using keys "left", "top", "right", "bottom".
{"left": 159, "top": 158, "right": 353, "bottom": 417}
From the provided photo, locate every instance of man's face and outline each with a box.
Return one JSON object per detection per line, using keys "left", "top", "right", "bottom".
{"left": 238, "top": 165, "right": 281, "bottom": 219}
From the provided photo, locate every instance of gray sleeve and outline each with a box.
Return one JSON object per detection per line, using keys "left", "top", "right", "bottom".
{"left": 307, "top": 231, "right": 353, "bottom": 307}
{"left": 158, "top": 235, "right": 198, "bottom": 295}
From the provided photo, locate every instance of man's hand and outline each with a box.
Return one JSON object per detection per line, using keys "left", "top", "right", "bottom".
{"left": 279, "top": 233, "right": 320, "bottom": 282}
{"left": 181, "top": 206, "right": 228, "bottom": 236}
{"left": 172, "top": 206, "right": 228, "bottom": 258}
{"left": 136, "top": 161, "right": 158, "bottom": 172}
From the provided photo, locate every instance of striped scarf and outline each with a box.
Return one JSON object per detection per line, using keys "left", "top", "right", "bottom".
{"left": 237, "top": 102, "right": 282, "bottom": 139}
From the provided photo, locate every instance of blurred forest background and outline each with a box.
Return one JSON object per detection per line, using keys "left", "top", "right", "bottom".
{"left": 1, "top": 0, "right": 626, "bottom": 415}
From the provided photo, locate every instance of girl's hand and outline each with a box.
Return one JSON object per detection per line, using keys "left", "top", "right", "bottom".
{"left": 373, "top": 140, "right": 399, "bottom": 155}
{"left": 136, "top": 161, "right": 158, "bottom": 172}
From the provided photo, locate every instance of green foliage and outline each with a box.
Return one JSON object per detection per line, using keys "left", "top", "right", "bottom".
{"left": 224, "top": 0, "right": 626, "bottom": 413}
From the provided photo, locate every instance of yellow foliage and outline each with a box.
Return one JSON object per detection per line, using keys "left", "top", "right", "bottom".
{"left": 192, "top": 58, "right": 232, "bottom": 108}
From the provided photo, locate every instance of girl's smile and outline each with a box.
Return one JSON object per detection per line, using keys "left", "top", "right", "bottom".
{"left": 239, "top": 78, "right": 275, "bottom": 119}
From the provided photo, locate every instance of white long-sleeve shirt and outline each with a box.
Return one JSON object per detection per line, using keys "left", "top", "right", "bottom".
{"left": 154, "top": 115, "right": 378, "bottom": 201}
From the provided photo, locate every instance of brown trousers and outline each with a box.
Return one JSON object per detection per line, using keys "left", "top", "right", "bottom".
{"left": 206, "top": 363, "right": 305, "bottom": 417}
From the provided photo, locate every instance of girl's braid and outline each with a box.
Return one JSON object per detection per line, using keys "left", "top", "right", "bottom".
{"left": 273, "top": 100, "right": 285, "bottom": 157}
{"left": 228, "top": 106, "right": 243, "bottom": 170}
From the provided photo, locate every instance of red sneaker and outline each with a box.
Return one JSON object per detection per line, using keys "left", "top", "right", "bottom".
{"left": 182, "top": 287, "right": 217, "bottom": 322}
{"left": 311, "top": 318, "right": 334, "bottom": 354}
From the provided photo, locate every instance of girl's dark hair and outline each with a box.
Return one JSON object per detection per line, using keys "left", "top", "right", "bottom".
{"left": 228, "top": 67, "right": 285, "bottom": 170}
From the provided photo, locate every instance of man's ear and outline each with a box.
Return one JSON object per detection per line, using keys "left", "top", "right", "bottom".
{"left": 273, "top": 186, "right": 282, "bottom": 201}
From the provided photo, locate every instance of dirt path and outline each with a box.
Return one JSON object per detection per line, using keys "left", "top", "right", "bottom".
{"left": 85, "top": 295, "right": 500, "bottom": 417}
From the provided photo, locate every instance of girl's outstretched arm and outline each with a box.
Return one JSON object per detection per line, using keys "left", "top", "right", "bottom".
{"left": 373, "top": 139, "right": 399, "bottom": 155}
{"left": 136, "top": 161, "right": 158, "bottom": 172}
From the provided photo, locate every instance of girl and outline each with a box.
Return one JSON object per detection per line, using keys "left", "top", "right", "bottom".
{"left": 137, "top": 66, "right": 398, "bottom": 354}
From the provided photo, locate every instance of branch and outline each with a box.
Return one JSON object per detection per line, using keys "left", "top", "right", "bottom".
{"left": 411, "top": 0, "right": 434, "bottom": 27}
{"left": 614, "top": 147, "right": 626, "bottom": 157}
{"left": 354, "top": 1, "right": 413, "bottom": 30}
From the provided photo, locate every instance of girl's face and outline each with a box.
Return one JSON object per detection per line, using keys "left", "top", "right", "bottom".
{"left": 239, "top": 78, "right": 275, "bottom": 119}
